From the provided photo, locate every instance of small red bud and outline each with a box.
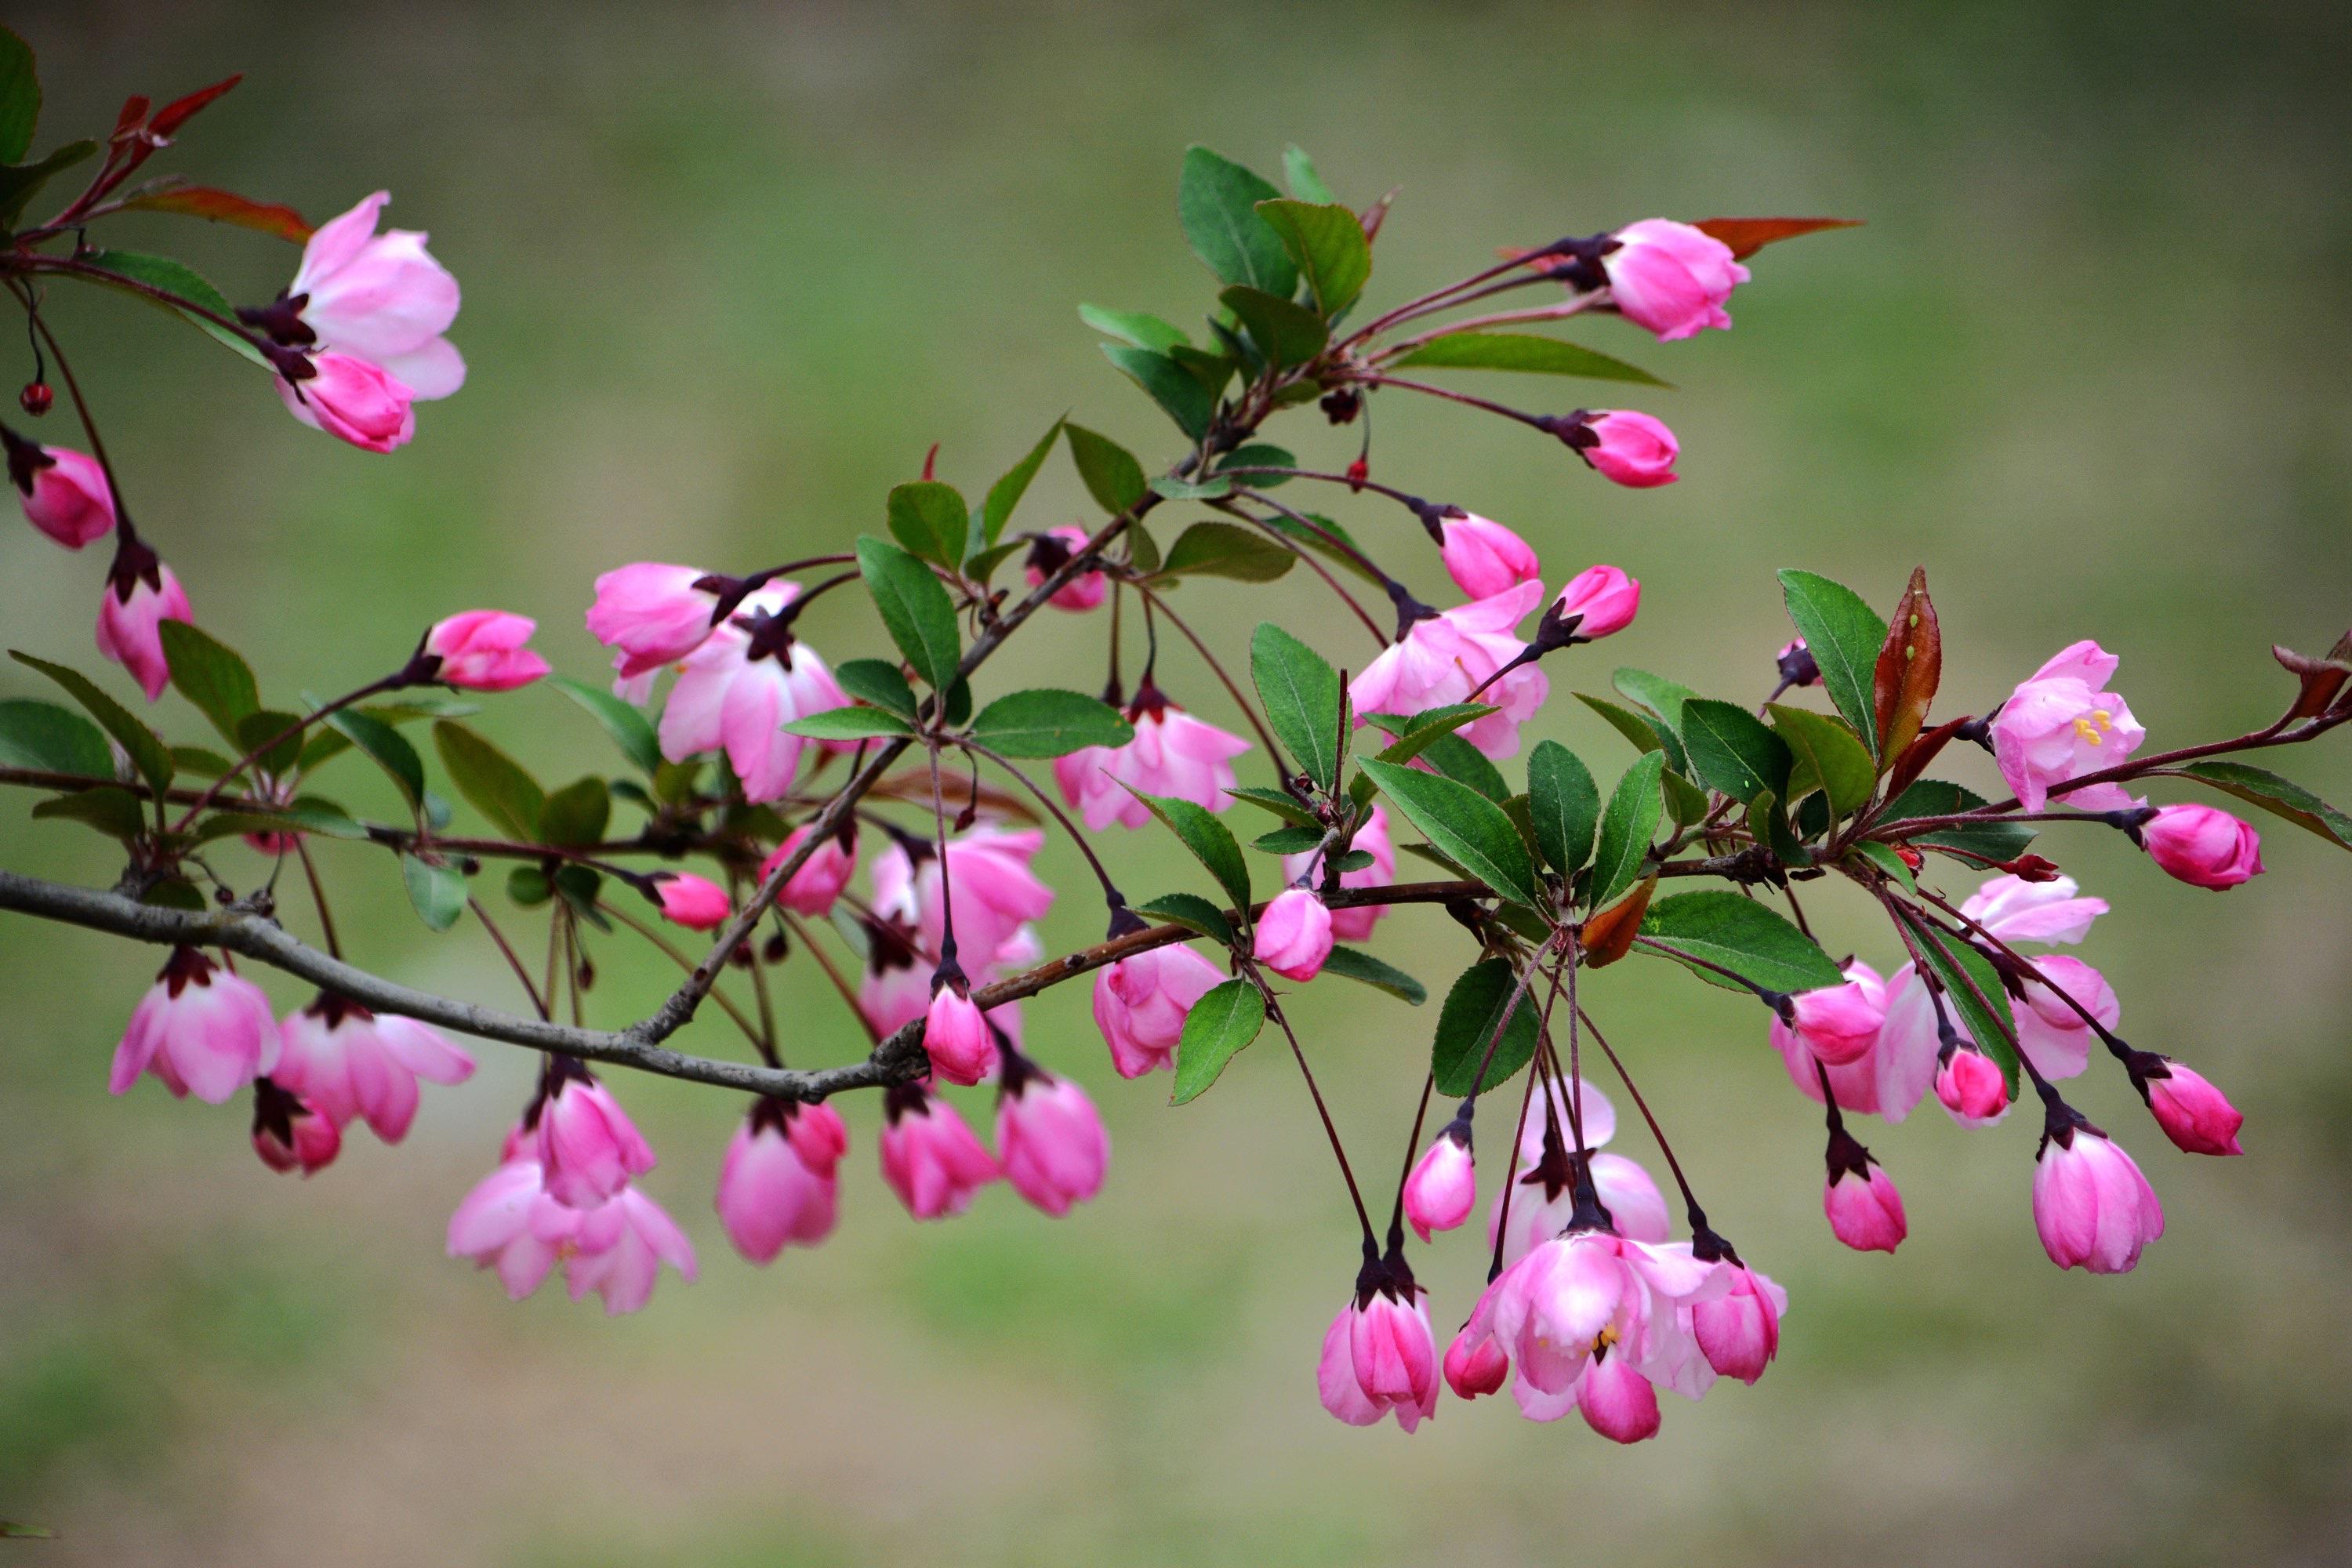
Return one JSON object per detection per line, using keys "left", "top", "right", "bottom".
{"left": 1895, "top": 845, "right": 1924, "bottom": 872}
{"left": 2000, "top": 853, "right": 2062, "bottom": 883}
{"left": 20, "top": 382, "right": 52, "bottom": 416}
{"left": 920, "top": 441, "right": 939, "bottom": 481}
{"left": 1345, "top": 456, "right": 1370, "bottom": 493}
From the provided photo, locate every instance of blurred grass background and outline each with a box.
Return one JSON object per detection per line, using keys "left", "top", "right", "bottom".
{"left": 2, "top": 1, "right": 2350, "bottom": 1563}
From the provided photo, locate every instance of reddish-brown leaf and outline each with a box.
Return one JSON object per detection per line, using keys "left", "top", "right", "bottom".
{"left": 1881, "top": 714, "right": 1970, "bottom": 806}
{"left": 1579, "top": 875, "right": 1656, "bottom": 968}
{"left": 2274, "top": 634, "right": 2352, "bottom": 720}
{"left": 147, "top": 74, "right": 242, "bottom": 139}
{"left": 1872, "top": 567, "right": 1941, "bottom": 768}
{"left": 110, "top": 96, "right": 152, "bottom": 142}
{"left": 1692, "top": 217, "right": 1863, "bottom": 261}
{"left": 117, "top": 185, "right": 311, "bottom": 242}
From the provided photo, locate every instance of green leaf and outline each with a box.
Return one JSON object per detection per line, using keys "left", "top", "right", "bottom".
{"left": 1358, "top": 758, "right": 1544, "bottom": 909}
{"left": 325, "top": 707, "right": 424, "bottom": 810}
{"left": 1576, "top": 691, "right": 1687, "bottom": 774}
{"left": 1219, "top": 284, "right": 1328, "bottom": 368}
{"left": 1064, "top": 423, "right": 1147, "bottom": 515}
{"left": 1136, "top": 892, "right": 1236, "bottom": 949}
{"left": 1148, "top": 476, "right": 1234, "bottom": 503}
{"left": 1589, "top": 751, "right": 1666, "bottom": 911}
{"left": 1320, "top": 945, "right": 1425, "bottom": 1005}
{"left": 1679, "top": 697, "right": 1792, "bottom": 805}
{"left": 2164, "top": 761, "right": 2352, "bottom": 851}
{"left": 1880, "top": 779, "right": 2038, "bottom": 862}
{"left": 1612, "top": 667, "right": 1697, "bottom": 737}
{"left": 785, "top": 706, "right": 916, "bottom": 742}
{"left": 1391, "top": 332, "right": 1668, "bottom": 385}
{"left": 187, "top": 799, "right": 368, "bottom": 846}
{"left": 1355, "top": 706, "right": 1501, "bottom": 805}
{"left": 432, "top": 720, "right": 545, "bottom": 840}
{"left": 1636, "top": 891, "right": 1844, "bottom": 993}
{"left": 1156, "top": 521, "right": 1294, "bottom": 584}
{"left": 1255, "top": 198, "right": 1372, "bottom": 318}
{"left": 401, "top": 853, "right": 466, "bottom": 933}
{"left": 1416, "top": 731, "right": 1510, "bottom": 803}
{"left": 234, "top": 708, "right": 303, "bottom": 779}
{"left": 296, "top": 697, "right": 478, "bottom": 771}
{"left": 507, "top": 865, "right": 551, "bottom": 906}
{"left": 831, "top": 659, "right": 918, "bottom": 722}
{"left": 1849, "top": 839, "right": 1917, "bottom": 891}
{"left": 554, "top": 864, "right": 608, "bottom": 930}
{"left": 1171, "top": 978, "right": 1267, "bottom": 1105}
{"left": 1777, "top": 570, "right": 1888, "bottom": 756}
{"left": 1177, "top": 147, "right": 1296, "bottom": 296}
{"left": 1251, "top": 825, "right": 1325, "bottom": 855}
{"left": 1250, "top": 623, "right": 1342, "bottom": 791}
{"left": 967, "top": 688, "right": 1133, "bottom": 758}
{"left": 885, "top": 480, "right": 970, "bottom": 568}
{"left": 856, "top": 535, "right": 962, "bottom": 693}
{"left": 1224, "top": 784, "right": 1320, "bottom": 829}
{"left": 538, "top": 776, "right": 612, "bottom": 848}
{"left": 1079, "top": 304, "right": 1189, "bottom": 354}
{"left": 1661, "top": 768, "right": 1711, "bottom": 828}
{"left": 548, "top": 674, "right": 662, "bottom": 775}
{"left": 1123, "top": 785, "right": 1253, "bottom": 913}
{"left": 1258, "top": 510, "right": 1379, "bottom": 586}
{"left": 32, "top": 786, "right": 146, "bottom": 840}
{"left": 1102, "top": 344, "right": 1215, "bottom": 439}
{"left": 1430, "top": 958, "right": 1540, "bottom": 1095}
{"left": 8, "top": 649, "right": 172, "bottom": 799}
{"left": 158, "top": 621, "right": 260, "bottom": 749}
{"left": 81, "top": 250, "right": 268, "bottom": 368}
{"left": 978, "top": 418, "right": 1065, "bottom": 554}
{"left": 1769, "top": 704, "right": 1877, "bottom": 819}
{"left": 1912, "top": 922, "right": 2022, "bottom": 1098}
{"left": 1526, "top": 739, "right": 1600, "bottom": 876}
{"left": 0, "top": 697, "right": 111, "bottom": 776}
{"left": 1214, "top": 443, "right": 1297, "bottom": 485}
{"left": 0, "top": 26, "right": 38, "bottom": 164}
{"left": 1281, "top": 145, "right": 1335, "bottom": 205}
{"left": 0, "top": 138, "right": 95, "bottom": 230}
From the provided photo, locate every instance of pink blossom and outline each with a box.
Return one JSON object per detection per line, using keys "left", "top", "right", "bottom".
{"left": 1824, "top": 1145, "right": 1906, "bottom": 1253}
{"left": 1769, "top": 959, "right": 1888, "bottom": 1116}
{"left": 759, "top": 824, "right": 858, "bottom": 916}
{"left": 1493, "top": 1149, "right": 1668, "bottom": 1267}
{"left": 1959, "top": 871, "right": 2109, "bottom": 946}
{"left": 1283, "top": 804, "right": 1396, "bottom": 942}
{"left": 2034, "top": 1126, "right": 2163, "bottom": 1274}
{"left": 1091, "top": 942, "right": 1226, "bottom": 1078}
{"left": 1436, "top": 513, "right": 1541, "bottom": 599}
{"left": 1023, "top": 525, "right": 1108, "bottom": 612}
{"left": 535, "top": 1070, "right": 658, "bottom": 1209}
{"left": 2140, "top": 804, "right": 2264, "bottom": 890}
{"left": 651, "top": 872, "right": 731, "bottom": 931}
{"left": 288, "top": 191, "right": 464, "bottom": 397}
{"left": 658, "top": 583, "right": 851, "bottom": 803}
{"left": 1403, "top": 1123, "right": 1475, "bottom": 1242}
{"left": 251, "top": 1077, "right": 342, "bottom": 1176}
{"left": 1572, "top": 411, "right": 1679, "bottom": 488}
{"left": 1318, "top": 1282, "right": 1440, "bottom": 1433}
{"left": 1350, "top": 580, "right": 1549, "bottom": 759}
{"left": 1052, "top": 695, "right": 1251, "bottom": 829}
{"left": 564, "top": 1185, "right": 699, "bottom": 1314}
{"left": 111, "top": 946, "right": 276, "bottom": 1105}
{"left": 1690, "top": 1262, "right": 1786, "bottom": 1385}
{"left": 1444, "top": 1323, "right": 1510, "bottom": 1399}
{"left": 2142, "top": 1062, "right": 2244, "bottom": 1156}
{"left": 1550, "top": 564, "right": 1642, "bottom": 641}
{"left": 587, "top": 563, "right": 723, "bottom": 678}
{"left": 1788, "top": 972, "right": 1887, "bottom": 1066}
{"left": 1935, "top": 1047, "right": 2011, "bottom": 1127}
{"left": 1576, "top": 1351, "right": 1663, "bottom": 1443}
{"left": 1602, "top": 219, "right": 1749, "bottom": 341}
{"left": 996, "top": 1069, "right": 1110, "bottom": 1216}
{"left": 922, "top": 984, "right": 999, "bottom": 1087}
{"left": 422, "top": 610, "right": 549, "bottom": 691}
{"left": 96, "top": 562, "right": 192, "bottom": 702}
{"left": 7, "top": 437, "right": 114, "bottom": 549}
{"left": 880, "top": 1085, "right": 999, "bottom": 1219}
{"left": 1991, "top": 641, "right": 2146, "bottom": 812}
{"left": 446, "top": 1156, "right": 572, "bottom": 1301}
{"left": 869, "top": 826, "right": 1055, "bottom": 974}
{"left": 274, "top": 992, "right": 474, "bottom": 1142}
{"left": 278, "top": 351, "right": 416, "bottom": 452}
{"left": 1254, "top": 887, "right": 1334, "bottom": 981}
{"left": 714, "top": 1098, "right": 847, "bottom": 1262}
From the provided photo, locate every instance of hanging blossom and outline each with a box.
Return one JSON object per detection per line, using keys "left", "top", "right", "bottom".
{"left": 446, "top": 1137, "right": 697, "bottom": 1315}
{"left": 1350, "top": 579, "right": 1550, "bottom": 760}
{"left": 1319, "top": 1250, "right": 1439, "bottom": 1433}
{"left": 995, "top": 1048, "right": 1110, "bottom": 1218}
{"left": 879, "top": 1082, "right": 999, "bottom": 1220}
{"left": 5, "top": 430, "right": 115, "bottom": 549}
{"left": 1052, "top": 680, "right": 1251, "bottom": 829}
{"left": 1091, "top": 940, "right": 1226, "bottom": 1079}
{"left": 1600, "top": 218, "right": 1750, "bottom": 341}
{"left": 96, "top": 552, "right": 192, "bottom": 702}
{"left": 868, "top": 826, "right": 1055, "bottom": 975}
{"left": 1488, "top": 1079, "right": 1671, "bottom": 1266}
{"left": 274, "top": 992, "right": 475, "bottom": 1143}
{"left": 111, "top": 946, "right": 276, "bottom": 1105}
{"left": 1282, "top": 804, "right": 1397, "bottom": 943}
{"left": 714, "top": 1098, "right": 848, "bottom": 1262}
{"left": 658, "top": 582, "right": 851, "bottom": 803}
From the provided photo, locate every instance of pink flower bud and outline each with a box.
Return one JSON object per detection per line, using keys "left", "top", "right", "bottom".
{"left": 1403, "top": 1125, "right": 1476, "bottom": 1242}
{"left": 7, "top": 438, "right": 115, "bottom": 549}
{"left": 251, "top": 1077, "right": 342, "bottom": 1176}
{"left": 2143, "top": 1062, "right": 2243, "bottom": 1156}
{"left": 996, "top": 1072, "right": 1110, "bottom": 1217}
{"left": 279, "top": 350, "right": 417, "bottom": 452}
{"left": 1601, "top": 218, "right": 1749, "bottom": 342}
{"left": 1549, "top": 564, "right": 1642, "bottom": 641}
{"left": 760, "top": 824, "right": 859, "bottom": 916}
{"left": 423, "top": 610, "right": 550, "bottom": 691}
{"left": 1317, "top": 1287, "right": 1439, "bottom": 1432}
{"left": 1691, "top": 1262, "right": 1787, "bottom": 1385}
{"left": 922, "top": 983, "right": 999, "bottom": 1087}
{"left": 1990, "top": 641, "right": 2145, "bottom": 813}
{"left": 1091, "top": 942, "right": 1225, "bottom": 1078}
{"left": 1935, "top": 1047, "right": 2011, "bottom": 1127}
{"left": 1282, "top": 804, "right": 1396, "bottom": 942}
{"left": 1575, "top": 410, "right": 1679, "bottom": 488}
{"left": 1436, "top": 513, "right": 1541, "bottom": 599}
{"left": 535, "top": 1072, "right": 658, "bottom": 1209}
{"left": 2140, "top": 804, "right": 2264, "bottom": 890}
{"left": 1823, "top": 1156, "right": 1907, "bottom": 1254}
{"left": 880, "top": 1085, "right": 999, "bottom": 1219}
{"left": 715, "top": 1098, "right": 847, "bottom": 1262}
{"left": 1254, "top": 887, "right": 1333, "bottom": 982}
{"left": 1788, "top": 975, "right": 1886, "bottom": 1066}
{"left": 1024, "top": 525, "right": 1108, "bottom": 612}
{"left": 96, "top": 562, "right": 192, "bottom": 702}
{"left": 1577, "top": 1352, "right": 1662, "bottom": 1443}
{"left": 112, "top": 946, "right": 277, "bottom": 1105}
{"left": 565, "top": 1185, "right": 699, "bottom": 1315}
{"left": 2033, "top": 1127, "right": 2164, "bottom": 1274}
{"left": 651, "top": 872, "right": 731, "bottom": 931}
{"left": 274, "top": 991, "right": 474, "bottom": 1143}
{"left": 288, "top": 191, "right": 465, "bottom": 399}
{"left": 587, "top": 563, "right": 723, "bottom": 677}
{"left": 1443, "top": 1323, "right": 1509, "bottom": 1399}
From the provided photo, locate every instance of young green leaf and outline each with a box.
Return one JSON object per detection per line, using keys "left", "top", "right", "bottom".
{"left": 1847, "top": 839, "right": 1918, "bottom": 891}
{"left": 1430, "top": 958, "right": 1540, "bottom": 1095}
{"left": 9, "top": 650, "right": 172, "bottom": 798}
{"left": 885, "top": 480, "right": 970, "bottom": 568}
{"left": 1281, "top": 145, "right": 1336, "bottom": 205}
{"left": 402, "top": 853, "right": 466, "bottom": 933}
{"left": 1102, "top": 344, "right": 1215, "bottom": 439}
{"left": 1171, "top": 978, "right": 1267, "bottom": 1105}
{"left": 234, "top": 708, "right": 304, "bottom": 779}
{"left": 0, "top": 26, "right": 38, "bottom": 164}
{"left": 1769, "top": 703, "right": 1877, "bottom": 819}
{"left": 1255, "top": 199, "right": 1372, "bottom": 318}
{"left": 1612, "top": 667, "right": 1696, "bottom": 737}
{"left": 856, "top": 535, "right": 962, "bottom": 693}
{"left": 1122, "top": 784, "right": 1253, "bottom": 913}
{"left": 1777, "top": 569, "right": 1888, "bottom": 755}
{"left": 0, "top": 139, "right": 96, "bottom": 230}
{"left": 325, "top": 707, "right": 424, "bottom": 810}
{"left": 1358, "top": 758, "right": 1544, "bottom": 909}
{"left": 1250, "top": 623, "right": 1341, "bottom": 791}
{"left": 32, "top": 786, "right": 147, "bottom": 840}
{"left": 1156, "top": 522, "right": 1294, "bottom": 584}
{"left": 1251, "top": 825, "right": 1326, "bottom": 855}
{"left": 1879, "top": 779, "right": 2038, "bottom": 862}
{"left": 1214, "top": 443, "right": 1298, "bottom": 484}
{"left": 81, "top": 249, "right": 268, "bottom": 367}
{"left": 1063, "top": 424, "right": 1147, "bottom": 514}
{"left": 1391, "top": 332, "right": 1667, "bottom": 385}
{"left": 1526, "top": 739, "right": 1600, "bottom": 875}
{"left": 1635, "top": 891, "right": 1844, "bottom": 993}
{"left": 1219, "top": 285, "right": 1328, "bottom": 368}
{"left": 966, "top": 688, "right": 1134, "bottom": 758}
{"left": 547, "top": 674, "right": 662, "bottom": 775}
{"left": 831, "top": 659, "right": 919, "bottom": 721}
{"left": 0, "top": 698, "right": 111, "bottom": 777}
{"left": 537, "top": 777, "right": 612, "bottom": 848}
{"left": 1177, "top": 147, "right": 1296, "bottom": 296}
{"left": 1588, "top": 751, "right": 1667, "bottom": 911}
{"left": 1679, "top": 698, "right": 1792, "bottom": 804}
{"left": 1079, "top": 304, "right": 1189, "bottom": 354}
{"left": 785, "top": 706, "right": 915, "bottom": 742}
{"left": 431, "top": 720, "right": 545, "bottom": 841}
{"left": 157, "top": 621, "right": 260, "bottom": 749}
{"left": 978, "top": 417, "right": 1065, "bottom": 554}
{"left": 1224, "top": 784, "right": 1321, "bottom": 829}
{"left": 1576, "top": 691, "right": 1688, "bottom": 774}
{"left": 1149, "top": 475, "right": 1235, "bottom": 503}
{"left": 1134, "top": 891, "right": 1237, "bottom": 949}
{"left": 1319, "top": 945, "right": 1426, "bottom": 1005}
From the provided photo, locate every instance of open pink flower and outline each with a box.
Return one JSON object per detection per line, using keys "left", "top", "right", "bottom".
{"left": 657, "top": 583, "right": 850, "bottom": 803}
{"left": 2034, "top": 1125, "right": 2163, "bottom": 1274}
{"left": 1690, "top": 1261, "right": 1786, "bottom": 1385}
{"left": 650, "top": 872, "right": 730, "bottom": 931}
{"left": 587, "top": 563, "right": 724, "bottom": 678}
{"left": 2140, "top": 804, "right": 2264, "bottom": 890}
{"left": 2142, "top": 1062, "right": 2243, "bottom": 1156}
{"left": 1053, "top": 693, "right": 1250, "bottom": 829}
{"left": 1318, "top": 1265, "right": 1440, "bottom": 1433}
{"left": 1602, "top": 219, "right": 1749, "bottom": 341}
{"left": 1403, "top": 1122, "right": 1475, "bottom": 1242}
{"left": 1350, "top": 580, "right": 1548, "bottom": 760}
{"left": 1991, "top": 641, "right": 2146, "bottom": 812}
{"left": 278, "top": 351, "right": 416, "bottom": 452}
{"left": 714, "top": 1098, "right": 847, "bottom": 1262}
{"left": 1091, "top": 942, "right": 1225, "bottom": 1078}
{"left": 423, "top": 610, "right": 549, "bottom": 691}
{"left": 922, "top": 983, "right": 999, "bottom": 1087}
{"left": 6, "top": 434, "right": 114, "bottom": 549}
{"left": 1023, "top": 525, "right": 1108, "bottom": 612}
{"left": 1283, "top": 804, "right": 1396, "bottom": 942}
{"left": 2010, "top": 955, "right": 2118, "bottom": 1081}
{"left": 251, "top": 1077, "right": 342, "bottom": 1176}
{"left": 1254, "top": 888, "right": 1333, "bottom": 981}
{"left": 760, "top": 824, "right": 858, "bottom": 916}
{"left": 996, "top": 1068, "right": 1110, "bottom": 1217}
{"left": 1436, "top": 513, "right": 1541, "bottom": 599}
{"left": 1569, "top": 411, "right": 1679, "bottom": 488}
{"left": 274, "top": 992, "right": 474, "bottom": 1142}
{"left": 565, "top": 1185, "right": 699, "bottom": 1315}
{"left": 287, "top": 191, "right": 463, "bottom": 398}
{"left": 447, "top": 1155, "right": 574, "bottom": 1301}
{"left": 96, "top": 561, "right": 192, "bottom": 702}
{"left": 880, "top": 1084, "right": 999, "bottom": 1219}
{"left": 1959, "top": 872, "right": 2108, "bottom": 945}
{"left": 1550, "top": 564, "right": 1642, "bottom": 641}
{"left": 111, "top": 946, "right": 276, "bottom": 1105}
{"left": 869, "top": 826, "right": 1054, "bottom": 974}
{"left": 535, "top": 1069, "right": 658, "bottom": 1209}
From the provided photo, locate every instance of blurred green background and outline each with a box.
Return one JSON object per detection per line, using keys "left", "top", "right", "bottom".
{"left": 3, "top": 1, "right": 2349, "bottom": 1563}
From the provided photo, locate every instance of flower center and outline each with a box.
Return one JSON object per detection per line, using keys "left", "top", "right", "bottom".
{"left": 2072, "top": 709, "right": 2113, "bottom": 746}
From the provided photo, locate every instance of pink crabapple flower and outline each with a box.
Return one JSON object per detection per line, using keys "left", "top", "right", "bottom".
{"left": 657, "top": 583, "right": 851, "bottom": 804}
{"left": 421, "top": 610, "right": 550, "bottom": 692}
{"left": 880, "top": 1085, "right": 1000, "bottom": 1220}
{"left": 1690, "top": 1262, "right": 1788, "bottom": 1385}
{"left": 1091, "top": 941, "right": 1226, "bottom": 1078}
{"left": 1823, "top": 1141, "right": 1907, "bottom": 1253}
{"left": 111, "top": 946, "right": 277, "bottom": 1105}
{"left": 1769, "top": 958, "right": 1888, "bottom": 1117}
{"left": 2009, "top": 955, "right": 2119, "bottom": 1081}
{"left": 650, "top": 872, "right": 730, "bottom": 931}
{"left": 1935, "top": 1048, "right": 2012, "bottom": 1127}
{"left": 535, "top": 1069, "right": 658, "bottom": 1210}
{"left": 1602, "top": 218, "right": 1750, "bottom": 342}
{"left": 1350, "top": 579, "right": 1550, "bottom": 760}
{"left": 759, "top": 825, "right": 859, "bottom": 916}
{"left": 285, "top": 191, "right": 464, "bottom": 398}
{"left": 445, "top": 1154, "right": 574, "bottom": 1301}
{"left": 996, "top": 1068, "right": 1110, "bottom": 1217}
{"left": 2140, "top": 804, "right": 2264, "bottom": 890}
{"left": 1490, "top": 1081, "right": 1675, "bottom": 1267}
{"left": 95, "top": 561, "right": 192, "bottom": 702}
{"left": 564, "top": 1185, "right": 699, "bottom": 1315}
{"left": 1959, "top": 871, "right": 2109, "bottom": 946}
{"left": 273, "top": 992, "right": 475, "bottom": 1142}
{"left": 1550, "top": 564, "right": 1642, "bottom": 641}
{"left": 1436, "top": 513, "right": 1542, "bottom": 599}
{"left": 278, "top": 351, "right": 416, "bottom": 452}
{"left": 1444, "top": 1327, "right": 1511, "bottom": 1400}
{"left": 250, "top": 1078, "right": 341, "bottom": 1176}
{"left": 1787, "top": 971, "right": 1888, "bottom": 1067}
{"left": 1052, "top": 693, "right": 1252, "bottom": 830}
{"left": 2142, "top": 1062, "right": 2245, "bottom": 1156}
{"left": 1283, "top": 804, "right": 1397, "bottom": 942}
{"left": 1570, "top": 411, "right": 1679, "bottom": 488}
{"left": 1991, "top": 641, "right": 2147, "bottom": 813}
{"left": 2033, "top": 1125, "right": 2164, "bottom": 1274}
{"left": 1403, "top": 1123, "right": 1476, "bottom": 1242}
{"left": 1254, "top": 887, "right": 1334, "bottom": 982}
{"left": 5, "top": 435, "right": 114, "bottom": 549}
{"left": 586, "top": 563, "right": 724, "bottom": 678}
{"left": 1318, "top": 1276, "right": 1441, "bottom": 1433}
{"left": 714, "top": 1098, "right": 848, "bottom": 1263}
{"left": 869, "top": 826, "right": 1055, "bottom": 975}
{"left": 1023, "top": 525, "right": 1109, "bottom": 612}
{"left": 921, "top": 984, "right": 999, "bottom": 1087}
